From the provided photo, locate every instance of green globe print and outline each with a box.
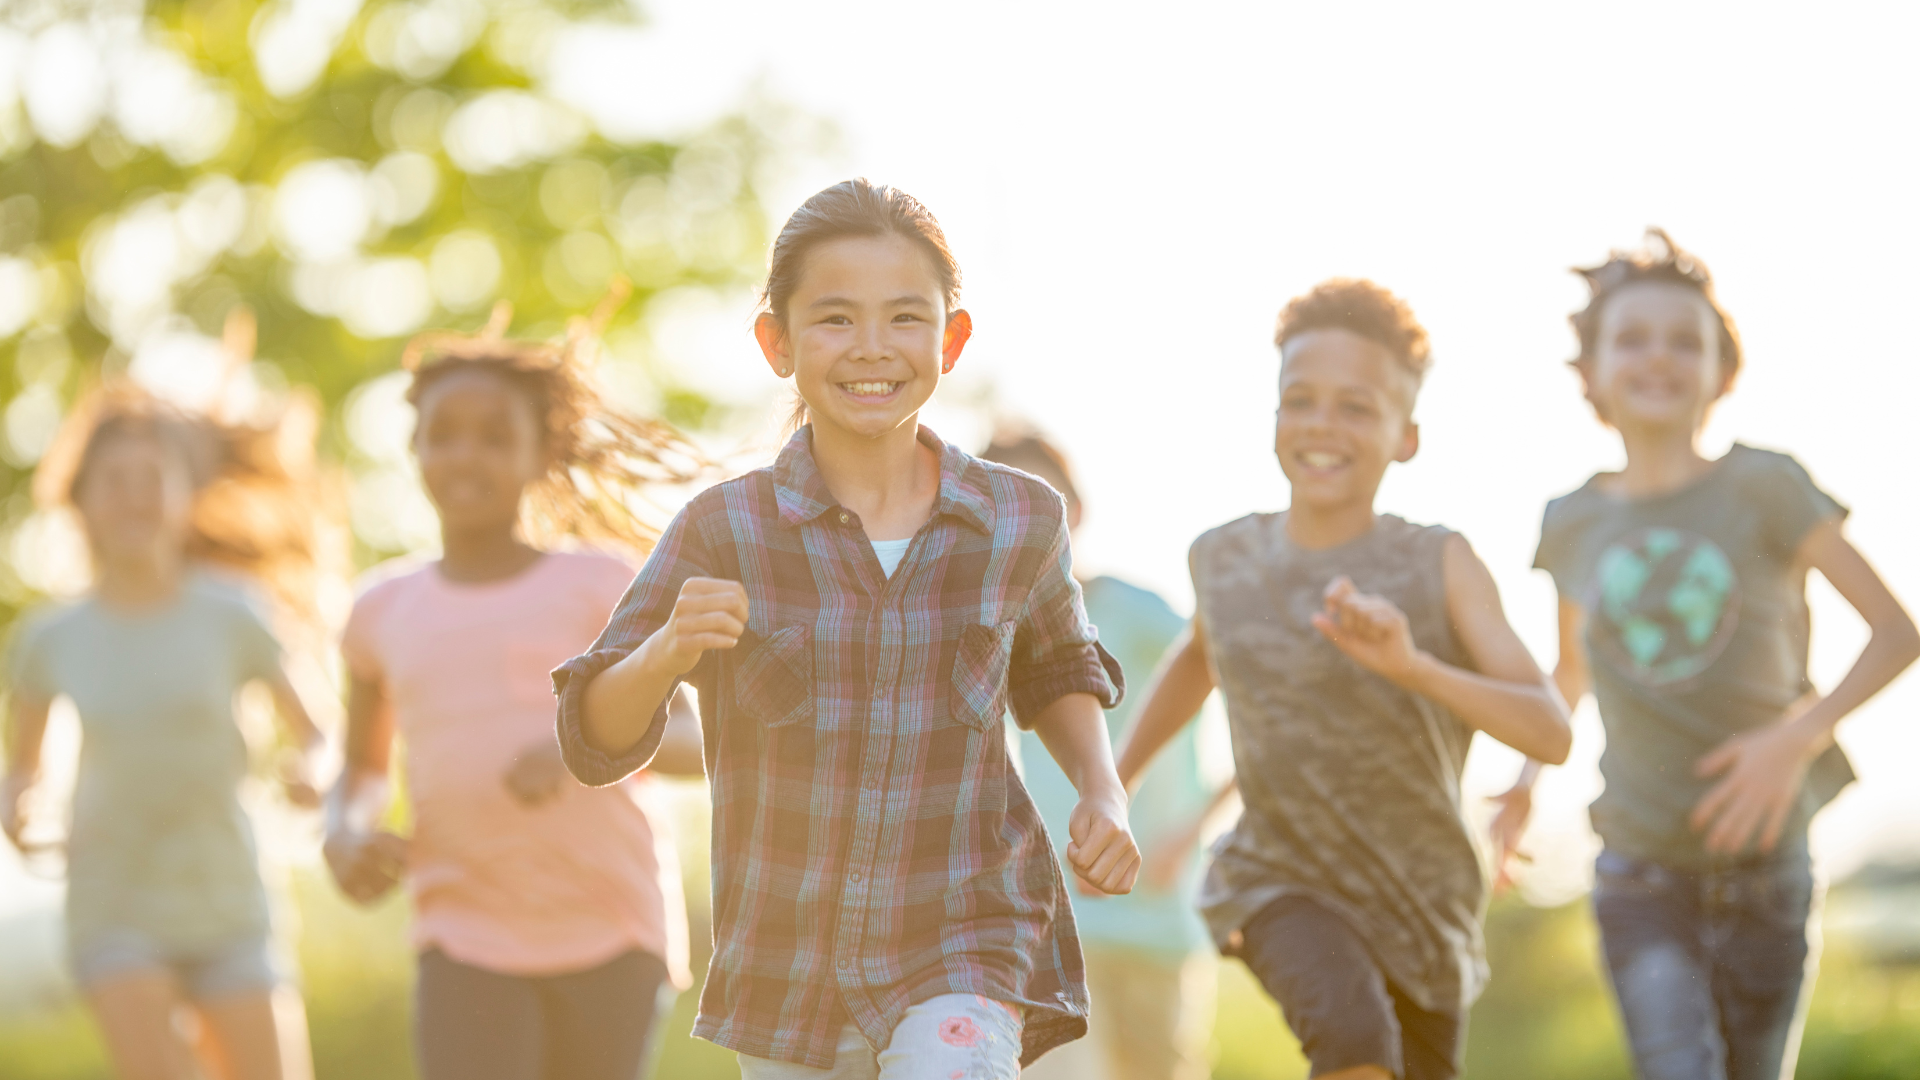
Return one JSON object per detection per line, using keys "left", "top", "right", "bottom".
{"left": 1590, "top": 527, "right": 1742, "bottom": 687}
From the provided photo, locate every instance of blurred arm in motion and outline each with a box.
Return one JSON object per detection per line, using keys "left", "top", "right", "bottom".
{"left": 324, "top": 670, "right": 408, "bottom": 905}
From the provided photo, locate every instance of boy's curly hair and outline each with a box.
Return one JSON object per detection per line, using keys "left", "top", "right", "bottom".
{"left": 1274, "top": 278, "right": 1432, "bottom": 384}
{"left": 400, "top": 285, "right": 707, "bottom": 552}
{"left": 1569, "top": 228, "right": 1742, "bottom": 377}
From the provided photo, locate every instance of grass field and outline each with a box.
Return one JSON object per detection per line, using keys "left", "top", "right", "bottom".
{"left": 6, "top": 864, "right": 1920, "bottom": 1080}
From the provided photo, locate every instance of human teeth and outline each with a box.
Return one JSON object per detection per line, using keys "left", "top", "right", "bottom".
{"left": 1302, "top": 452, "right": 1345, "bottom": 468}
{"left": 843, "top": 381, "right": 900, "bottom": 396}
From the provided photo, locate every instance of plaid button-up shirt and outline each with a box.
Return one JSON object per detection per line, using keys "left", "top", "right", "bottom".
{"left": 554, "top": 426, "right": 1123, "bottom": 1068}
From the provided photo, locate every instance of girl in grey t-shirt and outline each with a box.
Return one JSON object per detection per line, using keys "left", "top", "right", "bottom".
{"left": 1534, "top": 232, "right": 1918, "bottom": 1080}
{"left": 3, "top": 385, "right": 330, "bottom": 1080}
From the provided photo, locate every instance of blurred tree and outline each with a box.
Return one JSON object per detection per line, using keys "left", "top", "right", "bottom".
{"left": 0, "top": 0, "right": 823, "bottom": 625}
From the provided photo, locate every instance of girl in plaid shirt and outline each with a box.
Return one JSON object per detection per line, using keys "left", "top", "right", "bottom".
{"left": 556, "top": 179, "right": 1139, "bottom": 1079}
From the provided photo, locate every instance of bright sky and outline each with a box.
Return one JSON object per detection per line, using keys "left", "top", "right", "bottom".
{"left": 551, "top": 0, "right": 1920, "bottom": 898}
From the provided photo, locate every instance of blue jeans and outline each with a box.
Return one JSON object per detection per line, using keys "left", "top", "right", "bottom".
{"left": 1592, "top": 849, "right": 1818, "bottom": 1080}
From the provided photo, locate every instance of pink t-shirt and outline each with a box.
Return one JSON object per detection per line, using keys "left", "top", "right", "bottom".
{"left": 342, "top": 551, "right": 689, "bottom": 984}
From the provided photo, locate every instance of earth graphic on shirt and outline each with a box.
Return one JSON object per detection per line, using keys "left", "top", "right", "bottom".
{"left": 1589, "top": 526, "right": 1742, "bottom": 687}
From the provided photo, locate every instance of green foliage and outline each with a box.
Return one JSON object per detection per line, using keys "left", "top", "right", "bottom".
{"left": 0, "top": 0, "right": 823, "bottom": 629}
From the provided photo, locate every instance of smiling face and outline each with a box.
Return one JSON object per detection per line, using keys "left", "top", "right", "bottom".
{"left": 1583, "top": 281, "right": 1729, "bottom": 434}
{"left": 413, "top": 367, "right": 548, "bottom": 538}
{"left": 756, "top": 233, "right": 970, "bottom": 443}
{"left": 1274, "top": 328, "right": 1420, "bottom": 512}
{"left": 74, "top": 431, "right": 196, "bottom": 568}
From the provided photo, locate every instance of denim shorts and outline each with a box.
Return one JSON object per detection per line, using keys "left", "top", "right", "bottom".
{"left": 71, "top": 928, "right": 282, "bottom": 1001}
{"left": 1592, "top": 849, "right": 1817, "bottom": 1080}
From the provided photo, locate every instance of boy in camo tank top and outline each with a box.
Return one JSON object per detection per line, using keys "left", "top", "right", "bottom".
{"left": 1116, "top": 280, "right": 1574, "bottom": 1080}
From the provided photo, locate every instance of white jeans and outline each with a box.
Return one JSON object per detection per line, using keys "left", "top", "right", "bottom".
{"left": 737, "top": 993, "right": 1024, "bottom": 1080}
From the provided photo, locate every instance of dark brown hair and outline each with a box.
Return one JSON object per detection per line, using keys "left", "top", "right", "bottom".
{"left": 35, "top": 381, "right": 338, "bottom": 621}
{"left": 1275, "top": 278, "right": 1432, "bottom": 384}
{"left": 1569, "top": 227, "right": 1742, "bottom": 377}
{"left": 762, "top": 178, "right": 961, "bottom": 325}
{"left": 761, "top": 180, "right": 961, "bottom": 433}
{"left": 401, "top": 294, "right": 705, "bottom": 552}
{"left": 980, "top": 427, "right": 1080, "bottom": 515}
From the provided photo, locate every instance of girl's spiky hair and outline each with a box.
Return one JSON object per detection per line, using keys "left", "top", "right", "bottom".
{"left": 1570, "top": 227, "right": 1742, "bottom": 375}
{"left": 34, "top": 378, "right": 341, "bottom": 623}
{"left": 400, "top": 281, "right": 707, "bottom": 551}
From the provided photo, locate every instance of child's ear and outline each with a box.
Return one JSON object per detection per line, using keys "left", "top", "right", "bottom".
{"left": 754, "top": 312, "right": 792, "bottom": 378}
{"left": 1395, "top": 420, "right": 1420, "bottom": 464}
{"left": 941, "top": 309, "right": 974, "bottom": 374}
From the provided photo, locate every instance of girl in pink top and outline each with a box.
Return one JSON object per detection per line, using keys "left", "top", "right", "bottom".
{"left": 322, "top": 303, "right": 705, "bottom": 1080}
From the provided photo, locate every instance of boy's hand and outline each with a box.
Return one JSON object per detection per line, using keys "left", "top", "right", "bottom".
{"left": 503, "top": 740, "right": 571, "bottom": 807}
{"left": 1691, "top": 716, "right": 1825, "bottom": 855}
{"left": 1486, "top": 782, "right": 1534, "bottom": 894}
{"left": 322, "top": 827, "right": 409, "bottom": 905}
{"left": 1067, "top": 791, "right": 1140, "bottom": 896}
{"left": 1312, "top": 576, "right": 1423, "bottom": 686}
{"left": 651, "top": 578, "right": 750, "bottom": 676}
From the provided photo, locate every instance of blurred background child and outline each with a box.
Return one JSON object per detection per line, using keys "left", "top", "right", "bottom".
{"left": 2, "top": 380, "right": 331, "bottom": 1080}
{"left": 982, "top": 429, "right": 1232, "bottom": 1080}
{"left": 1532, "top": 232, "right": 1920, "bottom": 1080}
{"left": 321, "top": 301, "right": 706, "bottom": 1080}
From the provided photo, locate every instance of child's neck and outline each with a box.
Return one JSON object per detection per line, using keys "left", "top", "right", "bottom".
{"left": 439, "top": 526, "right": 543, "bottom": 584}
{"left": 94, "top": 551, "right": 184, "bottom": 612}
{"left": 1612, "top": 423, "right": 1718, "bottom": 499}
{"left": 1285, "top": 498, "right": 1377, "bottom": 551}
{"left": 811, "top": 419, "right": 939, "bottom": 542}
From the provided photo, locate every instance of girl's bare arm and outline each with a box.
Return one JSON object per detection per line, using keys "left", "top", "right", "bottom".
{"left": 1031, "top": 691, "right": 1139, "bottom": 896}
{"left": 2, "top": 691, "right": 53, "bottom": 850}
{"left": 1692, "top": 519, "right": 1920, "bottom": 853}
{"left": 323, "top": 671, "right": 409, "bottom": 903}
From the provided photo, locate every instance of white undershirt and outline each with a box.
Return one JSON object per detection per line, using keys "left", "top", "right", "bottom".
{"left": 870, "top": 538, "right": 912, "bottom": 578}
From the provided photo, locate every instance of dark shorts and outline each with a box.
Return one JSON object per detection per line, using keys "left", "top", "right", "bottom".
{"left": 1237, "top": 896, "right": 1463, "bottom": 1080}
{"left": 416, "top": 948, "right": 674, "bottom": 1080}
{"left": 1592, "top": 849, "right": 1816, "bottom": 1080}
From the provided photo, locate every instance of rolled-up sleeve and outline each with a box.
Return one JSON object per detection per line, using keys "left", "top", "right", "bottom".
{"left": 553, "top": 504, "right": 712, "bottom": 786}
{"left": 1007, "top": 513, "right": 1125, "bottom": 727}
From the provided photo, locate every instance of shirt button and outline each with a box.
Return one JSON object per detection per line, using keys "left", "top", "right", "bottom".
{"left": 837, "top": 959, "right": 849, "bottom": 969}
{"left": 849, "top": 870, "right": 862, "bottom": 883}
{"left": 837, "top": 511, "right": 850, "bottom": 524}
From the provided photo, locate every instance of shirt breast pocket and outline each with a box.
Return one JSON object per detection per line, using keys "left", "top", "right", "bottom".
{"left": 950, "top": 620, "right": 1018, "bottom": 731}
{"left": 732, "top": 625, "right": 814, "bottom": 729}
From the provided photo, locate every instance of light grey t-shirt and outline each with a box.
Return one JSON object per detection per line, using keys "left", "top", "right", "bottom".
{"left": 1533, "top": 444, "right": 1852, "bottom": 868}
{"left": 1192, "top": 512, "right": 1487, "bottom": 1014}
{"left": 9, "top": 574, "right": 284, "bottom": 954}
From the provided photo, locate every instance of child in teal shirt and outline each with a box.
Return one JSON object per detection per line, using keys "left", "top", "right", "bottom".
{"left": 984, "top": 432, "right": 1230, "bottom": 1080}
